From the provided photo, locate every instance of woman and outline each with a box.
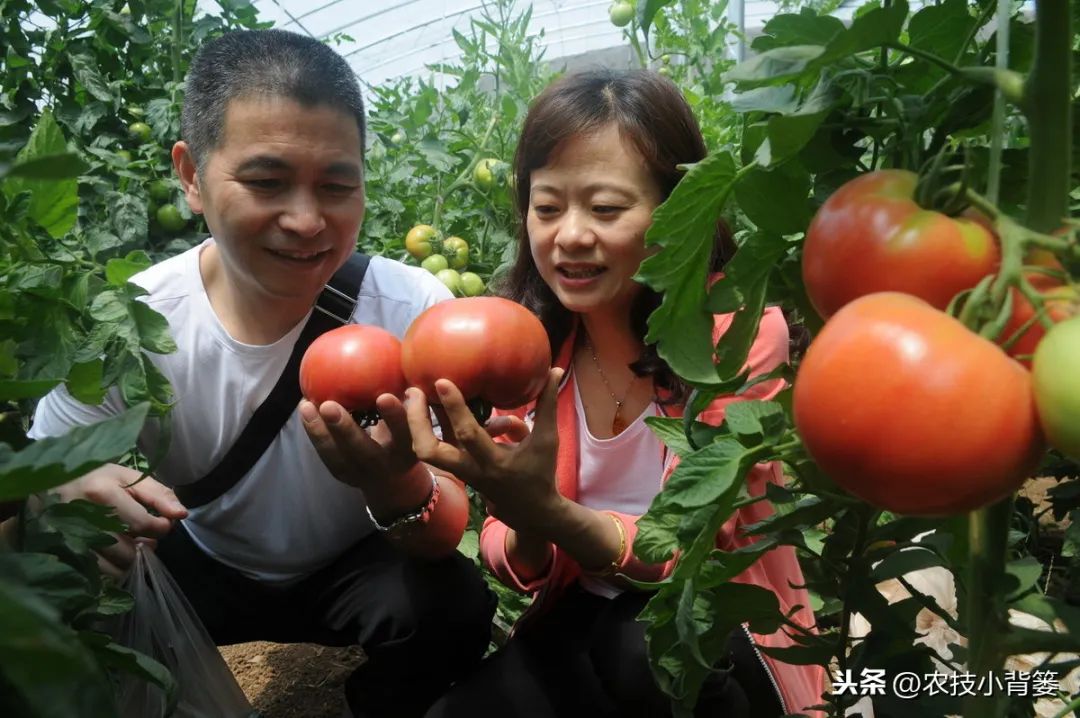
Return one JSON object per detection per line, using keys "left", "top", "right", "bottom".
{"left": 406, "top": 69, "right": 824, "bottom": 717}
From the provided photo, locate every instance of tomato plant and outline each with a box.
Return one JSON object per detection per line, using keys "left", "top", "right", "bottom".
{"left": 401, "top": 297, "right": 551, "bottom": 409}
{"left": 1032, "top": 315, "right": 1080, "bottom": 462}
{"left": 802, "top": 170, "right": 1000, "bottom": 319}
{"left": 792, "top": 292, "right": 1045, "bottom": 516}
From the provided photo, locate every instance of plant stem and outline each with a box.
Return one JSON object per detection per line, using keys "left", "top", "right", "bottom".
{"left": 963, "top": 498, "right": 1013, "bottom": 718}
{"left": 985, "top": 0, "right": 1010, "bottom": 204}
{"left": 1023, "top": 0, "right": 1072, "bottom": 233}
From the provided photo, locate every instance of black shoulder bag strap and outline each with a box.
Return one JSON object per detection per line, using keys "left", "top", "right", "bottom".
{"left": 175, "top": 253, "right": 371, "bottom": 509}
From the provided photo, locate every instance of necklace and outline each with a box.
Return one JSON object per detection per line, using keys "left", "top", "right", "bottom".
{"left": 583, "top": 334, "right": 638, "bottom": 436}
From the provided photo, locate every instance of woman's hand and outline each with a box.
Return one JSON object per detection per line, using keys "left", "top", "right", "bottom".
{"left": 405, "top": 368, "right": 566, "bottom": 534}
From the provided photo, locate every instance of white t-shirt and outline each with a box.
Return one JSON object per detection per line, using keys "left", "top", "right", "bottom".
{"left": 572, "top": 372, "right": 664, "bottom": 598}
{"left": 29, "top": 239, "right": 452, "bottom": 584}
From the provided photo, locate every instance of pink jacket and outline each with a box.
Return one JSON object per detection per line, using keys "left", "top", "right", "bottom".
{"left": 480, "top": 306, "right": 825, "bottom": 716}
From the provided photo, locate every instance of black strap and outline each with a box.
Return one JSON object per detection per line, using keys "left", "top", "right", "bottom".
{"left": 175, "top": 253, "right": 371, "bottom": 509}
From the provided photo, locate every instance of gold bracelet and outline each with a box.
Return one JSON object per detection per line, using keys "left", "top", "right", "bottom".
{"left": 586, "top": 512, "right": 628, "bottom": 577}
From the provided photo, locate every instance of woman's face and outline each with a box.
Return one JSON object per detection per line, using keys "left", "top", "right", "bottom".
{"left": 527, "top": 123, "right": 663, "bottom": 320}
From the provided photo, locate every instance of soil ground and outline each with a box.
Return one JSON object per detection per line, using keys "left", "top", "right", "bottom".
{"left": 220, "top": 642, "right": 363, "bottom": 718}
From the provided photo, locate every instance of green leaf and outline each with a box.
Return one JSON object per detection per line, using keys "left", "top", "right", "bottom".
{"left": 131, "top": 302, "right": 177, "bottom": 355}
{"left": 637, "top": 152, "right": 741, "bottom": 385}
{"left": 724, "top": 45, "right": 826, "bottom": 86}
{"left": 1004, "top": 556, "right": 1045, "bottom": 601}
{"left": 644, "top": 416, "right": 693, "bottom": 458}
{"left": 457, "top": 529, "right": 479, "bottom": 559}
{"left": 0, "top": 581, "right": 117, "bottom": 718}
{"left": 0, "top": 403, "right": 149, "bottom": 500}
{"left": 706, "top": 232, "right": 790, "bottom": 378}
{"left": 105, "top": 252, "right": 151, "bottom": 286}
{"left": 3, "top": 110, "right": 79, "bottom": 238}
{"left": 638, "top": 0, "right": 676, "bottom": 36}
{"left": 0, "top": 553, "right": 94, "bottom": 618}
{"left": 4, "top": 153, "right": 88, "bottom": 180}
{"left": 751, "top": 9, "right": 846, "bottom": 52}
{"left": 68, "top": 53, "right": 115, "bottom": 103}
{"left": 722, "top": 400, "right": 786, "bottom": 448}
{"left": 416, "top": 138, "right": 457, "bottom": 173}
{"left": 88, "top": 635, "right": 177, "bottom": 713}
{"left": 109, "top": 193, "right": 148, "bottom": 246}
{"left": 820, "top": 0, "right": 908, "bottom": 63}
{"left": 908, "top": 0, "right": 978, "bottom": 65}
{"left": 65, "top": 359, "right": 106, "bottom": 406}
{"left": 0, "top": 379, "right": 62, "bottom": 401}
{"left": 734, "top": 164, "right": 812, "bottom": 234}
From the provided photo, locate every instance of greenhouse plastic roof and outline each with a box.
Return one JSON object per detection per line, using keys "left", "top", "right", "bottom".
{"left": 240, "top": 0, "right": 866, "bottom": 88}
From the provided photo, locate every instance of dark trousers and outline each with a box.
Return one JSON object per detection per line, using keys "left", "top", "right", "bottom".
{"left": 156, "top": 523, "right": 496, "bottom": 718}
{"left": 424, "top": 583, "right": 785, "bottom": 718}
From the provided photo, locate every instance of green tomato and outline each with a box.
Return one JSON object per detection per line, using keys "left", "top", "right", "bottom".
{"left": 473, "top": 158, "right": 499, "bottom": 191}
{"left": 390, "top": 130, "right": 406, "bottom": 146}
{"left": 609, "top": 2, "right": 634, "bottom": 28}
{"left": 421, "top": 254, "right": 449, "bottom": 274}
{"left": 657, "top": 66, "right": 672, "bottom": 78}
{"left": 115, "top": 149, "right": 133, "bottom": 166}
{"left": 128, "top": 121, "right": 152, "bottom": 144}
{"left": 460, "top": 271, "right": 486, "bottom": 297}
{"left": 443, "top": 236, "right": 469, "bottom": 270}
{"left": 405, "top": 224, "right": 437, "bottom": 259}
{"left": 148, "top": 179, "right": 172, "bottom": 203}
{"left": 156, "top": 204, "right": 186, "bottom": 233}
{"left": 435, "top": 269, "right": 464, "bottom": 296}
{"left": 1032, "top": 314, "right": 1080, "bottom": 461}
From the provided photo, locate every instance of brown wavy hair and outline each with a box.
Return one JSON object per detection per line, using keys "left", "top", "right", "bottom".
{"left": 496, "top": 69, "right": 734, "bottom": 403}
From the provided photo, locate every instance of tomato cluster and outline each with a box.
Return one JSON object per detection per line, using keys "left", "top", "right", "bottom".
{"left": 299, "top": 297, "right": 551, "bottom": 420}
{"left": 794, "top": 170, "right": 1077, "bottom": 516}
{"left": 405, "top": 224, "right": 487, "bottom": 298}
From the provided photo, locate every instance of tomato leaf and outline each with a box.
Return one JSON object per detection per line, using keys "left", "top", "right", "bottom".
{"left": 734, "top": 164, "right": 812, "bottom": 234}
{"left": 68, "top": 52, "right": 115, "bottom": 103}
{"left": 4, "top": 153, "right": 87, "bottom": 181}
{"left": 638, "top": 0, "right": 675, "bottom": 37}
{"left": 3, "top": 110, "right": 79, "bottom": 238}
{"left": 638, "top": 151, "right": 740, "bottom": 385}
{"left": 706, "top": 232, "right": 790, "bottom": 379}
{"left": 104, "top": 251, "right": 151, "bottom": 287}
{"left": 645, "top": 416, "right": 694, "bottom": 458}
{"left": 0, "top": 403, "right": 149, "bottom": 501}
{"left": 0, "top": 581, "right": 118, "bottom": 718}
{"left": 722, "top": 400, "right": 786, "bottom": 448}
{"left": 751, "top": 9, "right": 846, "bottom": 52}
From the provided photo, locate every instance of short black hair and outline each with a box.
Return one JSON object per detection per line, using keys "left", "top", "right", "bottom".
{"left": 181, "top": 29, "right": 365, "bottom": 168}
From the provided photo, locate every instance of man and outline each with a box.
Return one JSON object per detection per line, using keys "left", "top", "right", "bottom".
{"left": 27, "top": 29, "right": 494, "bottom": 718}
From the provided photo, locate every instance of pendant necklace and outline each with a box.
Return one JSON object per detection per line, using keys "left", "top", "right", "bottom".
{"left": 584, "top": 334, "right": 638, "bottom": 436}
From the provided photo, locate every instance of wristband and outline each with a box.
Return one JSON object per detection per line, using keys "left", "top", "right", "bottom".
{"left": 365, "top": 471, "right": 440, "bottom": 532}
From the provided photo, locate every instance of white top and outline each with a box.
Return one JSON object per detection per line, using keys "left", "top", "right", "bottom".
{"left": 572, "top": 372, "right": 664, "bottom": 598}
{"left": 29, "top": 239, "right": 452, "bottom": 584}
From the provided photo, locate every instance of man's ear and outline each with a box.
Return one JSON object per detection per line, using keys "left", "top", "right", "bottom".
{"left": 172, "top": 141, "right": 203, "bottom": 214}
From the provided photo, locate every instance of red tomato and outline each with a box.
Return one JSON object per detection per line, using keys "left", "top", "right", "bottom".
{"left": 803, "top": 170, "right": 999, "bottom": 318}
{"left": 793, "top": 292, "right": 1044, "bottom": 516}
{"left": 401, "top": 297, "right": 551, "bottom": 409}
{"left": 299, "top": 324, "right": 407, "bottom": 412}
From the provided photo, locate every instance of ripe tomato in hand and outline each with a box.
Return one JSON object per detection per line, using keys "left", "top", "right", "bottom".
{"left": 793, "top": 292, "right": 1044, "bottom": 516}
{"left": 803, "top": 170, "right": 999, "bottom": 319}
{"left": 401, "top": 297, "right": 551, "bottom": 409}
{"left": 299, "top": 324, "right": 408, "bottom": 413}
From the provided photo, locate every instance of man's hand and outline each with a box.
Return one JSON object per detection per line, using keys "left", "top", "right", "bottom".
{"left": 52, "top": 464, "right": 188, "bottom": 578}
{"left": 299, "top": 392, "right": 419, "bottom": 492}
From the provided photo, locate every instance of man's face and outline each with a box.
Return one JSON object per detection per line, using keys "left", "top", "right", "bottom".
{"left": 182, "top": 94, "right": 365, "bottom": 307}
